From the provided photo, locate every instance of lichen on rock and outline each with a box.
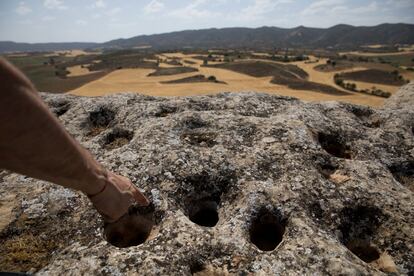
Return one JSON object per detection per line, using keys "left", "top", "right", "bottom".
{"left": 0, "top": 83, "right": 413, "bottom": 275}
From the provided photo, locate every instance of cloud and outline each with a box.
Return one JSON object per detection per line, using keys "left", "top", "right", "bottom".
{"left": 386, "top": 0, "right": 414, "bottom": 8}
{"left": 105, "top": 7, "right": 122, "bottom": 16}
{"left": 44, "top": 0, "right": 68, "bottom": 10}
{"left": 18, "top": 19, "right": 33, "bottom": 25}
{"left": 93, "top": 0, "right": 106, "bottom": 9}
{"left": 16, "top": 2, "right": 32, "bottom": 15}
{"left": 144, "top": 0, "right": 165, "bottom": 14}
{"left": 351, "top": 1, "right": 378, "bottom": 14}
{"left": 301, "top": 0, "right": 344, "bottom": 15}
{"left": 169, "top": 0, "right": 220, "bottom": 19}
{"left": 297, "top": 0, "right": 383, "bottom": 27}
{"left": 237, "top": 0, "right": 292, "bottom": 21}
{"left": 302, "top": 0, "right": 379, "bottom": 18}
{"left": 42, "top": 15, "right": 56, "bottom": 21}
{"left": 75, "top": 19, "right": 87, "bottom": 26}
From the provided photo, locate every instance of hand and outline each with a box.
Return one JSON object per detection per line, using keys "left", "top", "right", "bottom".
{"left": 88, "top": 172, "right": 154, "bottom": 247}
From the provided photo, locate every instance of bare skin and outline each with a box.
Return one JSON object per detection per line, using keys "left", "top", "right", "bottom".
{"left": 0, "top": 58, "right": 152, "bottom": 246}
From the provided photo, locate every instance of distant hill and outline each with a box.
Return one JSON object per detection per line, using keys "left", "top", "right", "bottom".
{"left": 1, "top": 23, "right": 414, "bottom": 53}
{"left": 103, "top": 23, "right": 414, "bottom": 50}
{"left": 0, "top": 41, "right": 98, "bottom": 54}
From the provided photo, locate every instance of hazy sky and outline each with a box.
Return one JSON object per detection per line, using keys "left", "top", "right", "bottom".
{"left": 0, "top": 0, "right": 413, "bottom": 43}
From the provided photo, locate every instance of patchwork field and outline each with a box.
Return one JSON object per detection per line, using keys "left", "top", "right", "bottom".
{"left": 3, "top": 49, "right": 413, "bottom": 107}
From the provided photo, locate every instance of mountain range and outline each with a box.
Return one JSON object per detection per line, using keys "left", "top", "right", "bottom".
{"left": 1, "top": 23, "right": 414, "bottom": 53}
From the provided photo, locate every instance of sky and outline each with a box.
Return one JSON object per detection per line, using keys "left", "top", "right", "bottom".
{"left": 0, "top": 0, "right": 413, "bottom": 43}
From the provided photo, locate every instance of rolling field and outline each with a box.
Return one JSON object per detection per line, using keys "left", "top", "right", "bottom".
{"left": 3, "top": 49, "right": 413, "bottom": 107}
{"left": 2, "top": 51, "right": 105, "bottom": 93}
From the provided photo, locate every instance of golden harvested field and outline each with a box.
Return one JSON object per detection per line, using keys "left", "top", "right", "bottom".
{"left": 46, "top": 49, "right": 100, "bottom": 57}
{"left": 5, "top": 53, "right": 28, "bottom": 57}
{"left": 399, "top": 45, "right": 414, "bottom": 51}
{"left": 339, "top": 50, "right": 414, "bottom": 56}
{"left": 70, "top": 53, "right": 410, "bottom": 107}
{"left": 67, "top": 65, "right": 95, "bottom": 77}
{"left": 343, "top": 80, "right": 400, "bottom": 94}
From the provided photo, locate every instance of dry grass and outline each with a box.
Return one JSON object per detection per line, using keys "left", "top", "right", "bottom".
{"left": 0, "top": 194, "right": 16, "bottom": 232}
{"left": 0, "top": 232, "right": 58, "bottom": 272}
{"left": 105, "top": 137, "right": 130, "bottom": 150}
{"left": 89, "top": 126, "right": 107, "bottom": 136}
{"left": 399, "top": 175, "right": 414, "bottom": 192}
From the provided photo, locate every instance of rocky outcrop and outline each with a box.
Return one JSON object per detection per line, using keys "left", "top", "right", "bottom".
{"left": 0, "top": 84, "right": 413, "bottom": 275}
{"left": 385, "top": 82, "right": 414, "bottom": 110}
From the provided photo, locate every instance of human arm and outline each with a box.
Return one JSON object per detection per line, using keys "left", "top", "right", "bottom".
{"left": 0, "top": 57, "right": 149, "bottom": 223}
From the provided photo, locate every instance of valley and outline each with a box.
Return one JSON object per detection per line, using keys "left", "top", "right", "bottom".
{"left": 3, "top": 47, "right": 413, "bottom": 107}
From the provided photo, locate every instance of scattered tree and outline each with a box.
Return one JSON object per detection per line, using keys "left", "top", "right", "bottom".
{"left": 207, "top": 75, "right": 217, "bottom": 82}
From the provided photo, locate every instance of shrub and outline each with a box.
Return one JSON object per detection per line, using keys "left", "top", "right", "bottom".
{"left": 335, "top": 78, "right": 344, "bottom": 86}
{"left": 349, "top": 83, "right": 356, "bottom": 91}
{"left": 207, "top": 75, "right": 217, "bottom": 82}
{"left": 371, "top": 89, "right": 391, "bottom": 98}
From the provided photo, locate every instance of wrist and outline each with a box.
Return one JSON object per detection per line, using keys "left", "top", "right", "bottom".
{"left": 88, "top": 173, "right": 132, "bottom": 222}
{"left": 78, "top": 163, "right": 108, "bottom": 196}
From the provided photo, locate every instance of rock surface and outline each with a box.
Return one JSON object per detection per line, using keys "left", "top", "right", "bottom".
{"left": 0, "top": 83, "right": 413, "bottom": 275}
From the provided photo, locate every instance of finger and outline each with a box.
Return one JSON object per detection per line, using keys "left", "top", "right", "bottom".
{"left": 127, "top": 182, "right": 150, "bottom": 206}
{"left": 116, "top": 174, "right": 150, "bottom": 206}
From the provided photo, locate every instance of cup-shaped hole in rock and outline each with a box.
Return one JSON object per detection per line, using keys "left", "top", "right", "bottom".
{"left": 318, "top": 133, "right": 352, "bottom": 159}
{"left": 189, "top": 259, "right": 205, "bottom": 274}
{"left": 189, "top": 200, "right": 219, "bottom": 227}
{"left": 346, "top": 239, "right": 380, "bottom": 263}
{"left": 104, "top": 210, "right": 154, "bottom": 248}
{"left": 388, "top": 161, "right": 414, "bottom": 192}
{"left": 250, "top": 212, "right": 285, "bottom": 251}
{"left": 89, "top": 107, "right": 115, "bottom": 128}
{"left": 88, "top": 107, "right": 116, "bottom": 136}
{"left": 318, "top": 163, "right": 337, "bottom": 179}
{"left": 181, "top": 131, "right": 217, "bottom": 147}
{"left": 104, "top": 129, "right": 134, "bottom": 150}
{"left": 50, "top": 101, "right": 71, "bottom": 117}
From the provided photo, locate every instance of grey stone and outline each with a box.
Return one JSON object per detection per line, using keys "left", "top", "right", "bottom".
{"left": 0, "top": 83, "right": 413, "bottom": 275}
